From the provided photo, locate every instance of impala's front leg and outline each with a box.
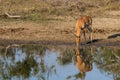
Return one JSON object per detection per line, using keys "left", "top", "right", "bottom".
{"left": 75, "top": 29, "right": 81, "bottom": 48}
{"left": 76, "top": 36, "right": 80, "bottom": 48}
{"left": 90, "top": 32, "right": 92, "bottom": 44}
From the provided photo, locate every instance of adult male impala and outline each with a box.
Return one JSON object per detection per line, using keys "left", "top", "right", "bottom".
{"left": 75, "top": 15, "right": 92, "bottom": 47}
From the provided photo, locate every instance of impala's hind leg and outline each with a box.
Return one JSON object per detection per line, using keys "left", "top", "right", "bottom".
{"left": 90, "top": 32, "right": 92, "bottom": 44}
{"left": 88, "top": 32, "right": 92, "bottom": 44}
{"left": 83, "top": 30, "right": 87, "bottom": 43}
{"left": 87, "top": 26, "right": 92, "bottom": 44}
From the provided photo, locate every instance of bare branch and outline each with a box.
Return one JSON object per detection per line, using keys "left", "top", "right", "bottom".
{"left": 4, "top": 44, "right": 22, "bottom": 56}
{"left": 4, "top": 12, "right": 21, "bottom": 18}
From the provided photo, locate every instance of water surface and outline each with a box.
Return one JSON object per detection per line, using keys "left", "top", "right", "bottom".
{"left": 0, "top": 45, "right": 120, "bottom": 80}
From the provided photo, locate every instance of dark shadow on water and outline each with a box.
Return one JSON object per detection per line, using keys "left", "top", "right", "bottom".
{"left": 107, "top": 33, "right": 120, "bottom": 39}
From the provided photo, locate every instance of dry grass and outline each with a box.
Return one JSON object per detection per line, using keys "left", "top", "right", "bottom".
{"left": 0, "top": 16, "right": 120, "bottom": 46}
{"left": 0, "top": 0, "right": 120, "bottom": 46}
{"left": 0, "top": 0, "right": 120, "bottom": 21}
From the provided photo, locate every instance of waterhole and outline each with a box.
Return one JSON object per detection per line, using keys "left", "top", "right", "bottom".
{"left": 0, "top": 45, "right": 120, "bottom": 80}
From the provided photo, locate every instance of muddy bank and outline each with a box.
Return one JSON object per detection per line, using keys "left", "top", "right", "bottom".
{"left": 0, "top": 37, "right": 120, "bottom": 47}
{"left": 0, "top": 17, "right": 120, "bottom": 47}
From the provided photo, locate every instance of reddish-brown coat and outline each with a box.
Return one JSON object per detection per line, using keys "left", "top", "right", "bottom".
{"left": 75, "top": 16, "right": 92, "bottom": 47}
{"left": 75, "top": 47, "right": 92, "bottom": 73}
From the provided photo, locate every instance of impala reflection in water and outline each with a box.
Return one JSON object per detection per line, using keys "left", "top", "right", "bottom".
{"left": 75, "top": 46, "right": 93, "bottom": 80}
{"left": 0, "top": 45, "right": 120, "bottom": 80}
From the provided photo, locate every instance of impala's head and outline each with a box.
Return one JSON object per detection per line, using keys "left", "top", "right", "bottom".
{"left": 86, "top": 16, "right": 92, "bottom": 32}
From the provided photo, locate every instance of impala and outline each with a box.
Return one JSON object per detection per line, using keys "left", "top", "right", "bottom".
{"left": 75, "top": 15, "right": 92, "bottom": 47}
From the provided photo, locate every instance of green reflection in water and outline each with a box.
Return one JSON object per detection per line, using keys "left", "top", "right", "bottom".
{"left": 0, "top": 45, "right": 119, "bottom": 80}
{"left": 9, "top": 56, "right": 38, "bottom": 78}
{"left": 94, "top": 47, "right": 120, "bottom": 80}
{"left": 57, "top": 48, "right": 75, "bottom": 65}
{"left": 0, "top": 45, "right": 46, "bottom": 80}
